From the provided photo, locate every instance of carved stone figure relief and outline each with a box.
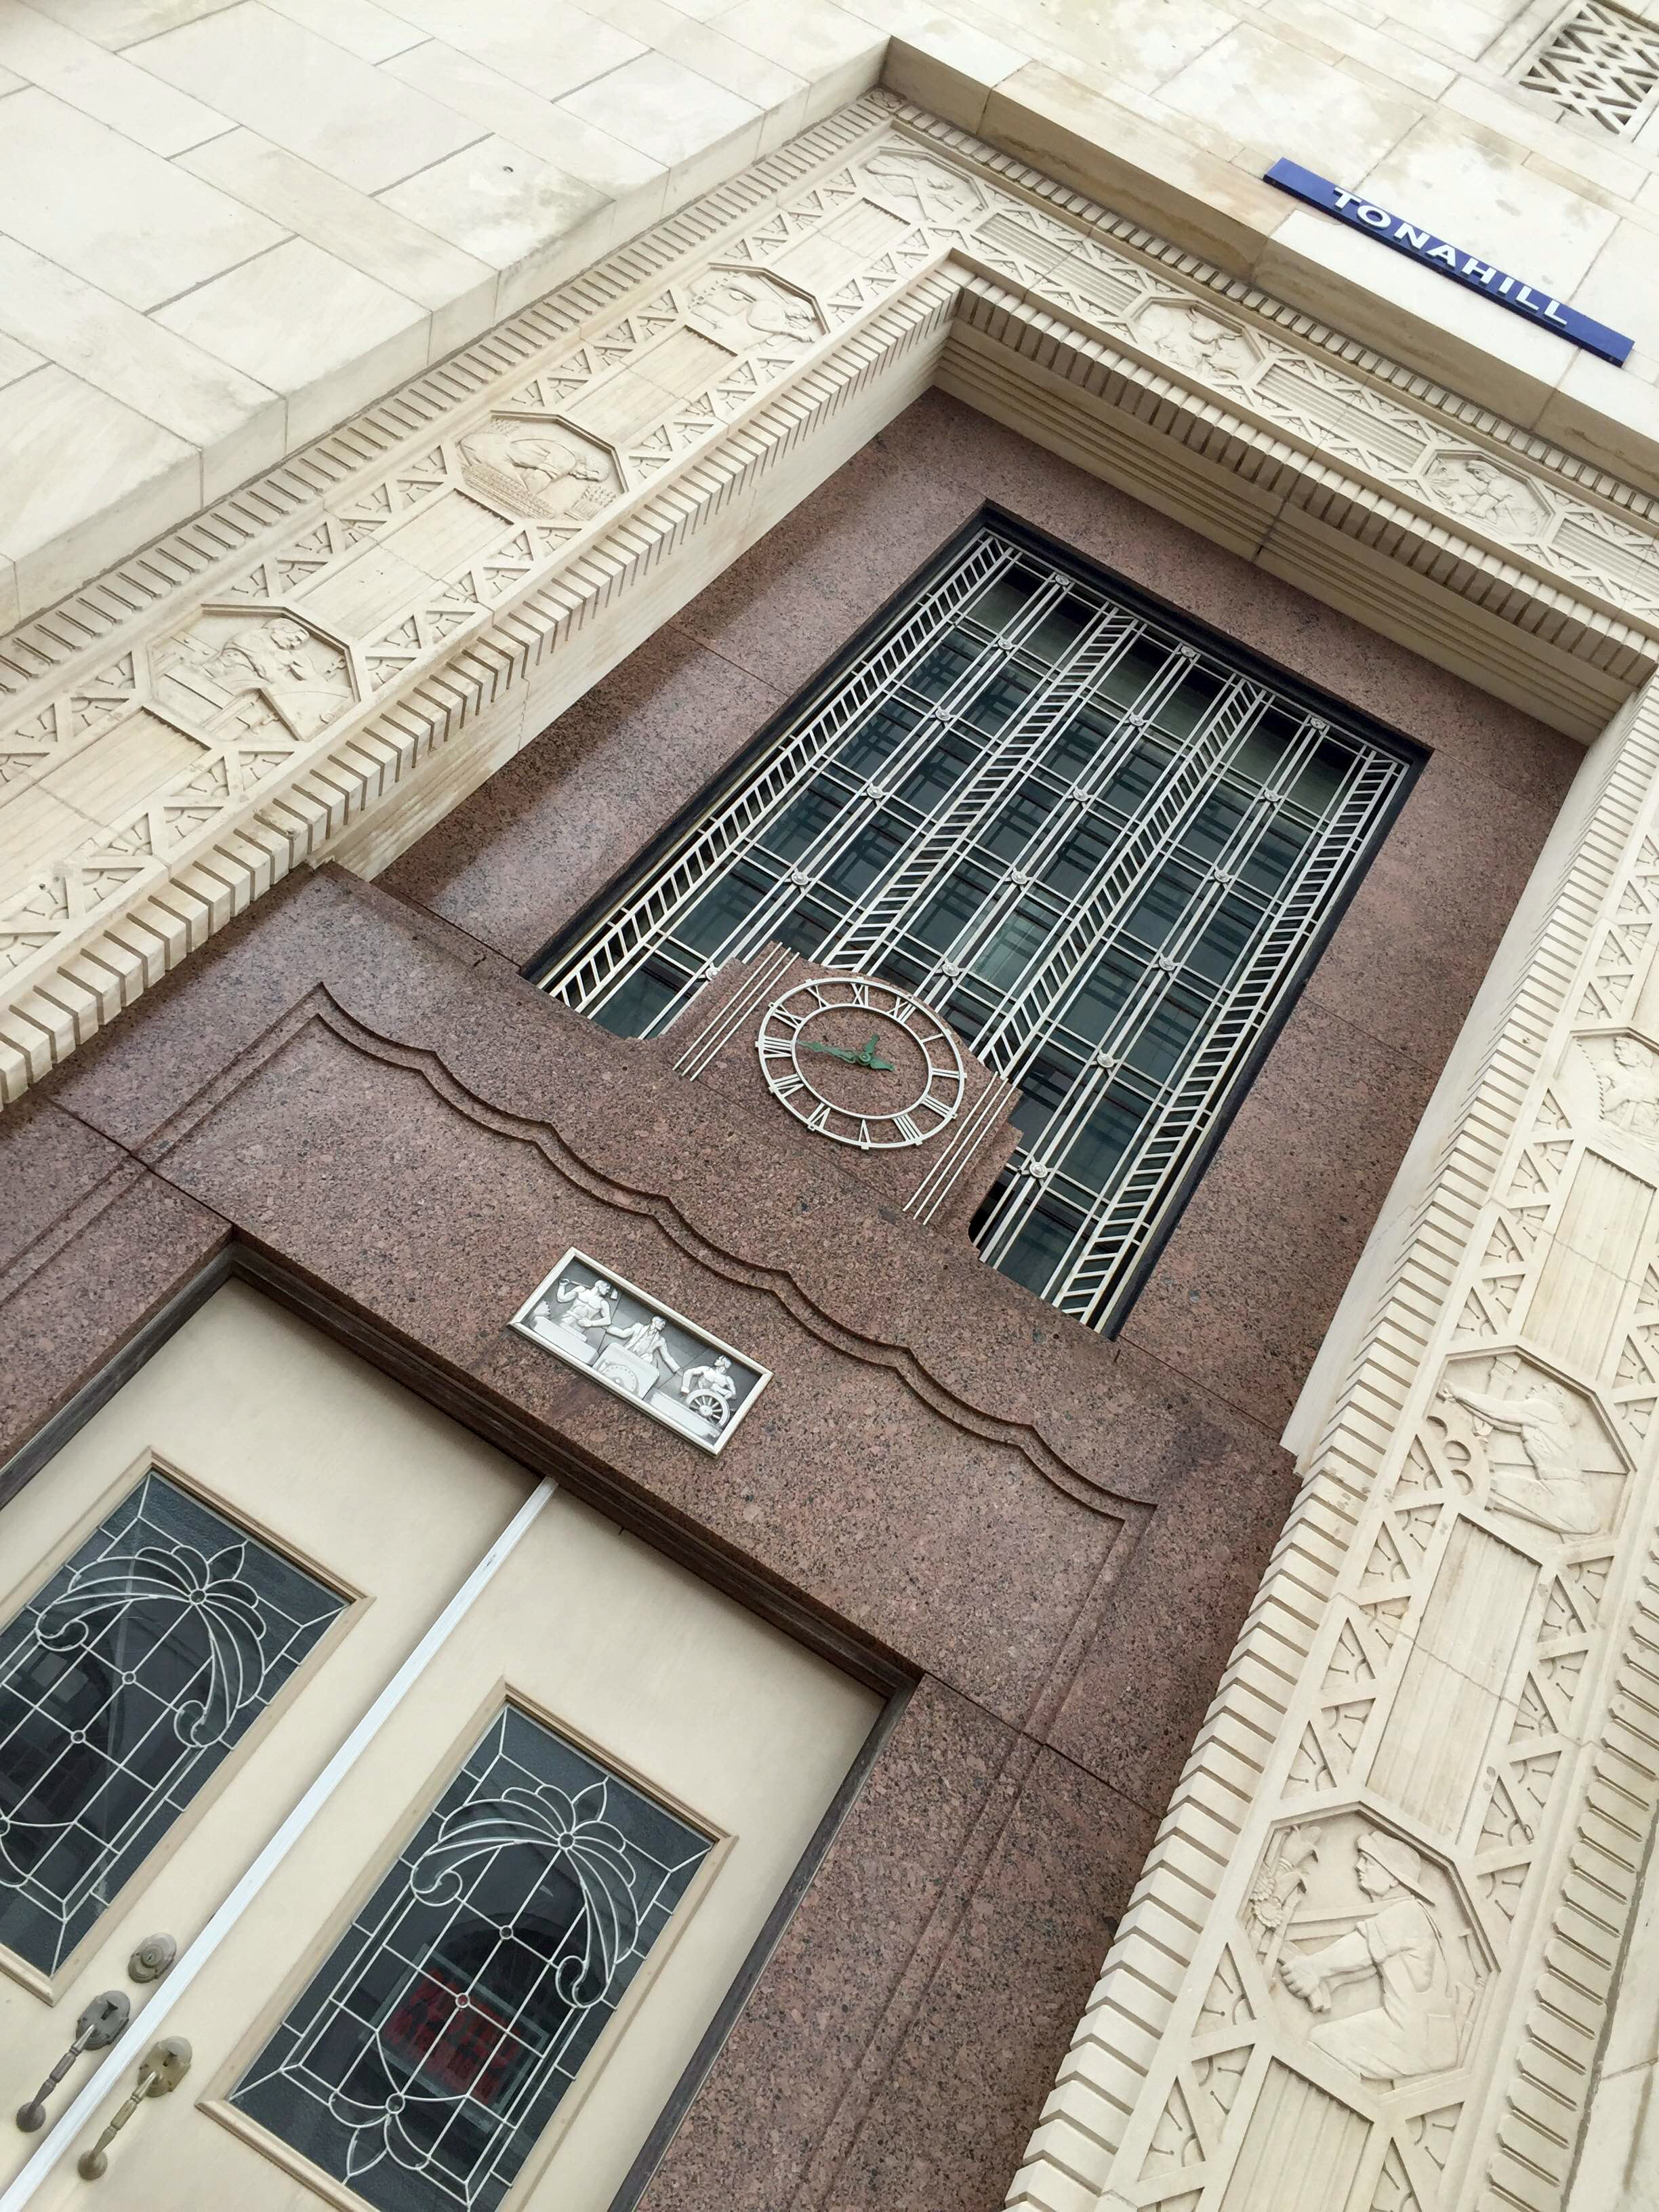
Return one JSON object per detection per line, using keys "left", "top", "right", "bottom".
{"left": 1249, "top": 1814, "right": 1489, "bottom": 2086}
{"left": 860, "top": 146, "right": 983, "bottom": 225}
{"left": 1132, "top": 299, "right": 1265, "bottom": 384}
{"left": 686, "top": 270, "right": 824, "bottom": 350}
{"left": 1579, "top": 1029, "right": 1659, "bottom": 1139}
{"left": 511, "top": 1248, "right": 769, "bottom": 1454}
{"left": 148, "top": 611, "right": 355, "bottom": 741}
{"left": 1421, "top": 453, "right": 1552, "bottom": 539}
{"left": 457, "top": 417, "right": 622, "bottom": 525}
{"left": 1435, "top": 1352, "right": 1625, "bottom": 1538}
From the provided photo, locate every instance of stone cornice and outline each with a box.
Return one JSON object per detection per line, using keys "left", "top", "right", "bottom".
{"left": 3, "top": 89, "right": 1658, "bottom": 1114}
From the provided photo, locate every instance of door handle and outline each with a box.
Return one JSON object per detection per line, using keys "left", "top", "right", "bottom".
{"left": 15, "top": 1994, "right": 130, "bottom": 2133}
{"left": 75, "top": 2037, "right": 190, "bottom": 2180}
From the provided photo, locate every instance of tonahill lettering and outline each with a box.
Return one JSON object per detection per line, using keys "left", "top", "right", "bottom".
{"left": 1264, "top": 158, "right": 1632, "bottom": 367}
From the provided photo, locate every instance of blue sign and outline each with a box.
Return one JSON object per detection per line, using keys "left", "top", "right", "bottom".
{"left": 1265, "top": 158, "right": 1632, "bottom": 368}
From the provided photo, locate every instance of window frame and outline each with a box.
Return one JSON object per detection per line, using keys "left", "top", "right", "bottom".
{"left": 529, "top": 508, "right": 1425, "bottom": 1334}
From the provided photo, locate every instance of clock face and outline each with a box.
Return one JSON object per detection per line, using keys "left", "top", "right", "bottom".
{"left": 756, "top": 974, "right": 966, "bottom": 1149}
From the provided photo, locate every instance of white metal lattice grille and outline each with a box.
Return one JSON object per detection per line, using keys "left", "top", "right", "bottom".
{"left": 536, "top": 523, "right": 1414, "bottom": 1330}
{"left": 1515, "top": 0, "right": 1659, "bottom": 136}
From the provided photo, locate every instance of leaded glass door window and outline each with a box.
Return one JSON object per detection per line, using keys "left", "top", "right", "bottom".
{"left": 7, "top": 1284, "right": 879, "bottom": 2212}
{"left": 0, "top": 1467, "right": 343, "bottom": 1975}
{"left": 230, "top": 1708, "right": 712, "bottom": 2212}
{"left": 536, "top": 518, "right": 1416, "bottom": 1329}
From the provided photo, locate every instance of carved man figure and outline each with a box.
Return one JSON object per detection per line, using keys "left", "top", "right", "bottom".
{"left": 691, "top": 276, "right": 817, "bottom": 345}
{"left": 1158, "top": 308, "right": 1254, "bottom": 379}
{"left": 1443, "top": 1368, "right": 1599, "bottom": 1534}
{"left": 155, "top": 615, "right": 349, "bottom": 736}
{"left": 555, "top": 1277, "right": 615, "bottom": 1332}
{"left": 679, "top": 1354, "right": 738, "bottom": 1428}
{"left": 1435, "top": 457, "right": 1531, "bottom": 532}
{"left": 1279, "top": 1832, "right": 1465, "bottom": 2080}
{"left": 595, "top": 1313, "right": 680, "bottom": 1398}
{"left": 863, "top": 150, "right": 978, "bottom": 225}
{"left": 459, "top": 422, "right": 611, "bottom": 518}
{"left": 527, "top": 1275, "right": 614, "bottom": 1361}
{"left": 1599, "top": 1033, "right": 1659, "bottom": 1139}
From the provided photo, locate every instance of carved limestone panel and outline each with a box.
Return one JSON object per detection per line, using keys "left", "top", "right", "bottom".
{"left": 1008, "top": 685, "right": 1659, "bottom": 2212}
{"left": 457, "top": 417, "right": 623, "bottom": 525}
{"left": 511, "top": 1248, "right": 770, "bottom": 1455}
{"left": 148, "top": 609, "right": 356, "bottom": 742}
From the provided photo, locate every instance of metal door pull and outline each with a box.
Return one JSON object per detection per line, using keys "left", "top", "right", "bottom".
{"left": 75, "top": 2036, "right": 190, "bottom": 2179}
{"left": 14, "top": 1993, "right": 130, "bottom": 2133}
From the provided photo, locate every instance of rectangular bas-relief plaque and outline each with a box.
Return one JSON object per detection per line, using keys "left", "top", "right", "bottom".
{"left": 511, "top": 1250, "right": 769, "bottom": 1455}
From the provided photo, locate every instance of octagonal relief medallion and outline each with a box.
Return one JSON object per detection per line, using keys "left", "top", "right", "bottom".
{"left": 1132, "top": 299, "right": 1267, "bottom": 383}
{"left": 859, "top": 147, "right": 984, "bottom": 225}
{"left": 148, "top": 609, "right": 356, "bottom": 741}
{"left": 1433, "top": 1350, "right": 1629, "bottom": 1538}
{"left": 457, "top": 416, "right": 623, "bottom": 525}
{"left": 1245, "top": 1809, "right": 1492, "bottom": 2089}
{"left": 685, "top": 268, "right": 824, "bottom": 351}
{"left": 1421, "top": 452, "right": 1551, "bottom": 540}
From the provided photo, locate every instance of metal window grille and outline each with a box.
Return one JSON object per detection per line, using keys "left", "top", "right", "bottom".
{"left": 535, "top": 520, "right": 1415, "bottom": 1332}
{"left": 0, "top": 1469, "right": 343, "bottom": 1974}
{"left": 1515, "top": 0, "right": 1659, "bottom": 136}
{"left": 232, "top": 1705, "right": 710, "bottom": 2212}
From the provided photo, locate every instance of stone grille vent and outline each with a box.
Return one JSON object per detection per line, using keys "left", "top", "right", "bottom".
{"left": 1515, "top": 0, "right": 1659, "bottom": 136}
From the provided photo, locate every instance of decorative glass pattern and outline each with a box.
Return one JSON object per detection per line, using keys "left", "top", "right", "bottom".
{"left": 535, "top": 520, "right": 1414, "bottom": 1329}
{"left": 1515, "top": 0, "right": 1659, "bottom": 136}
{"left": 0, "top": 1469, "right": 343, "bottom": 1974}
{"left": 231, "top": 1707, "right": 711, "bottom": 2212}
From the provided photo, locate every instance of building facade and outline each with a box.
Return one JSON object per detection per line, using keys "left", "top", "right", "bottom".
{"left": 2, "top": 7, "right": 1659, "bottom": 2212}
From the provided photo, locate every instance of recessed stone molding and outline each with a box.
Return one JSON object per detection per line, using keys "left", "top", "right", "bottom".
{"left": 5, "top": 91, "right": 1659, "bottom": 1106}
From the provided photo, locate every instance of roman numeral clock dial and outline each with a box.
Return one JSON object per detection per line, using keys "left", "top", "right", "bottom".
{"left": 754, "top": 974, "right": 966, "bottom": 1150}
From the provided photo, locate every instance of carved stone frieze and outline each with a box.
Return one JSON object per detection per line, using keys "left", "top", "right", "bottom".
{"left": 1008, "top": 682, "right": 1659, "bottom": 2212}
{"left": 2, "top": 88, "right": 1659, "bottom": 1122}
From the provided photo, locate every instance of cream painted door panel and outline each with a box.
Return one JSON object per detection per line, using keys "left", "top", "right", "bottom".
{"left": 43, "top": 1480, "right": 878, "bottom": 2212}
{"left": 0, "top": 1284, "right": 533, "bottom": 2188}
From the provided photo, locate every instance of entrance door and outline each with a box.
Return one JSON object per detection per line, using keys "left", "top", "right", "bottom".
{"left": 0, "top": 1284, "right": 879, "bottom": 2212}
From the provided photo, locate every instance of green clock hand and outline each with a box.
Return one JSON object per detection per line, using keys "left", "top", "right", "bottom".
{"left": 798, "top": 1034, "right": 896, "bottom": 1071}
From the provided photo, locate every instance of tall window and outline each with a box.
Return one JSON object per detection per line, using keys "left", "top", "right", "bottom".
{"left": 537, "top": 518, "right": 1416, "bottom": 1330}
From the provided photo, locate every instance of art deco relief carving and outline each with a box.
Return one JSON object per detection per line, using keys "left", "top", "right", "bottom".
{"left": 686, "top": 268, "right": 824, "bottom": 350}
{"left": 1008, "top": 688, "right": 1659, "bottom": 2212}
{"left": 1254, "top": 1816, "right": 1488, "bottom": 2085}
{"left": 1437, "top": 1353, "right": 1624, "bottom": 1537}
{"left": 1421, "top": 454, "right": 1552, "bottom": 539}
{"left": 1130, "top": 300, "right": 1266, "bottom": 385}
{"left": 149, "top": 609, "right": 356, "bottom": 741}
{"left": 457, "top": 418, "right": 622, "bottom": 524}
{"left": 1, "top": 90, "right": 1658, "bottom": 1115}
{"left": 511, "top": 1247, "right": 769, "bottom": 1454}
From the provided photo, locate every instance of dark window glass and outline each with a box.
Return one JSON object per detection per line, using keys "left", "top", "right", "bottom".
{"left": 0, "top": 1471, "right": 342, "bottom": 1973}
{"left": 539, "top": 524, "right": 1410, "bottom": 1328}
{"left": 232, "top": 1708, "right": 710, "bottom": 2212}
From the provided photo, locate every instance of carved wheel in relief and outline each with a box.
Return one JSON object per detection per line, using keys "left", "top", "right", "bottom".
{"left": 755, "top": 974, "right": 965, "bottom": 1149}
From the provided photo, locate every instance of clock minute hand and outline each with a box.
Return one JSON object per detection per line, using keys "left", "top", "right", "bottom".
{"left": 799, "top": 1039, "right": 863, "bottom": 1065}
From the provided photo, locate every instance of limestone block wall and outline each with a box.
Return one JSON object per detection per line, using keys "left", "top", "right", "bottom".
{"left": 7, "top": 0, "right": 1659, "bottom": 629}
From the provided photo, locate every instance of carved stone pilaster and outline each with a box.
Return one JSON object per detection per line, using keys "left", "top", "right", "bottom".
{"left": 1006, "top": 680, "right": 1659, "bottom": 2212}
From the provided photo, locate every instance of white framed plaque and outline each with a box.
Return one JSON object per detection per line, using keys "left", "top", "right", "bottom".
{"left": 510, "top": 1248, "right": 771, "bottom": 1456}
